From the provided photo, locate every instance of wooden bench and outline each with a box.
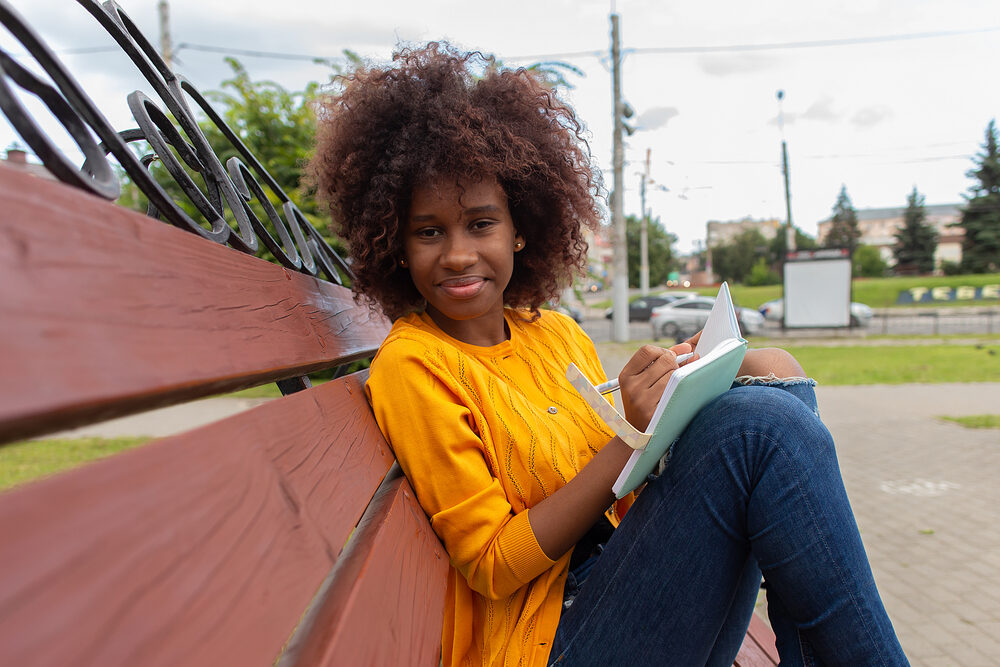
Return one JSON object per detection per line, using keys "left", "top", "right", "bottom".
{"left": 0, "top": 4, "right": 778, "bottom": 663}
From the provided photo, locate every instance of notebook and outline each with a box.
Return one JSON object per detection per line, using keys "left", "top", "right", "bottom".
{"left": 566, "top": 283, "right": 748, "bottom": 498}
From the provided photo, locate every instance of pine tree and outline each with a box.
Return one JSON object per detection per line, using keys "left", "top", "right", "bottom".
{"left": 958, "top": 120, "right": 1000, "bottom": 273}
{"left": 826, "top": 185, "right": 860, "bottom": 255}
{"left": 893, "top": 186, "right": 938, "bottom": 274}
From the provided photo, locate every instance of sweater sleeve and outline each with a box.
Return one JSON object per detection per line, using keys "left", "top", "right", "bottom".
{"left": 365, "top": 341, "right": 556, "bottom": 600}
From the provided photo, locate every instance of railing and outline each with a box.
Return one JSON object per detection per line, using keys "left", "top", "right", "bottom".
{"left": 872, "top": 308, "right": 999, "bottom": 336}
{"left": 0, "top": 0, "right": 351, "bottom": 286}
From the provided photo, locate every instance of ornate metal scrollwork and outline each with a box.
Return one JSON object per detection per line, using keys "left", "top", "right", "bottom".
{"left": 0, "top": 0, "right": 352, "bottom": 285}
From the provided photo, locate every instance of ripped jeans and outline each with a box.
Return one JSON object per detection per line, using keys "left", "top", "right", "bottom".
{"left": 548, "top": 379, "right": 908, "bottom": 666}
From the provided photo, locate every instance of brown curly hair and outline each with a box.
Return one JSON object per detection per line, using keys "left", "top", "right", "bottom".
{"left": 309, "top": 42, "right": 602, "bottom": 320}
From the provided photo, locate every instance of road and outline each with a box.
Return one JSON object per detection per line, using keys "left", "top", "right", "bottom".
{"left": 581, "top": 306, "right": 1000, "bottom": 344}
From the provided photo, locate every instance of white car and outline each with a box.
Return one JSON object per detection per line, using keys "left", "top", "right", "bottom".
{"left": 758, "top": 299, "right": 874, "bottom": 327}
{"left": 650, "top": 296, "right": 764, "bottom": 341}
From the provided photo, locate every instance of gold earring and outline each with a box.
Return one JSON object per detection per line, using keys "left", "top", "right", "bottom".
{"left": 399, "top": 258, "right": 408, "bottom": 268}
{"left": 514, "top": 241, "right": 524, "bottom": 250}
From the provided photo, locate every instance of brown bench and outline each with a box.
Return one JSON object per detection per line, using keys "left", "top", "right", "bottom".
{"left": 0, "top": 4, "right": 778, "bottom": 662}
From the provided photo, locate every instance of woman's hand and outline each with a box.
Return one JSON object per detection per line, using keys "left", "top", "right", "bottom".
{"left": 618, "top": 343, "right": 697, "bottom": 430}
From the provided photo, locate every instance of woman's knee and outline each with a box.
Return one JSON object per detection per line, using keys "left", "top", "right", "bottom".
{"left": 737, "top": 347, "right": 806, "bottom": 381}
{"left": 706, "top": 385, "right": 831, "bottom": 453}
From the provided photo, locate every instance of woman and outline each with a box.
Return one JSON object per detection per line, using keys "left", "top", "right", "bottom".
{"left": 310, "top": 43, "right": 907, "bottom": 667}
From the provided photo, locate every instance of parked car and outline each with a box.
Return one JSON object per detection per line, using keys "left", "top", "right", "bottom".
{"left": 650, "top": 296, "right": 764, "bottom": 341}
{"left": 604, "top": 295, "right": 678, "bottom": 322}
{"left": 549, "top": 302, "right": 584, "bottom": 323}
{"left": 758, "top": 299, "right": 874, "bottom": 327}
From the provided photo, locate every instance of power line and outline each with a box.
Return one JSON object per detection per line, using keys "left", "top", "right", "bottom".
{"left": 504, "top": 26, "right": 1000, "bottom": 61}
{"left": 173, "top": 42, "right": 341, "bottom": 62}
{"left": 627, "top": 25, "right": 1000, "bottom": 55}
{"left": 36, "top": 25, "right": 1000, "bottom": 64}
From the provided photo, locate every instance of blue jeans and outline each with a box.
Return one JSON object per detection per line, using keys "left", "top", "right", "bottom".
{"left": 549, "top": 381, "right": 908, "bottom": 666}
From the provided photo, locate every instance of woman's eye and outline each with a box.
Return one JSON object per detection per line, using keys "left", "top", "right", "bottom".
{"left": 415, "top": 228, "right": 441, "bottom": 238}
{"left": 472, "top": 219, "right": 495, "bottom": 231}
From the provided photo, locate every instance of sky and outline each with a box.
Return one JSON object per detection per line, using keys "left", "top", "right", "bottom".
{"left": 1, "top": 0, "right": 998, "bottom": 253}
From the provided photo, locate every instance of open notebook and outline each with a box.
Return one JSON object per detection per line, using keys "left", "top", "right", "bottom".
{"left": 566, "top": 283, "right": 748, "bottom": 498}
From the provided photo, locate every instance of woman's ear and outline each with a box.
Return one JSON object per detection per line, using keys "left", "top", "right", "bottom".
{"left": 513, "top": 233, "right": 526, "bottom": 252}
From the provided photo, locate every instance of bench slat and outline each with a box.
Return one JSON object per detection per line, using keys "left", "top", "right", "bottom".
{"left": 734, "top": 613, "right": 780, "bottom": 666}
{"left": 0, "top": 167, "right": 389, "bottom": 444}
{"left": 279, "top": 465, "right": 448, "bottom": 667}
{"left": 0, "top": 374, "right": 394, "bottom": 667}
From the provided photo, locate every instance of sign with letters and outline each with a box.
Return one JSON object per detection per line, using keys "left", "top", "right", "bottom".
{"left": 896, "top": 285, "right": 1000, "bottom": 304}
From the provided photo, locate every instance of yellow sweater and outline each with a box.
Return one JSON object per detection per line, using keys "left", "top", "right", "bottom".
{"left": 366, "top": 308, "right": 627, "bottom": 667}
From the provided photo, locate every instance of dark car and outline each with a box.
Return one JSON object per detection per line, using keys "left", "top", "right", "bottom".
{"left": 604, "top": 296, "right": 677, "bottom": 322}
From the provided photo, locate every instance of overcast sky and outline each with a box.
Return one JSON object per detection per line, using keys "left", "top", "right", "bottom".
{"left": 2, "top": 0, "right": 998, "bottom": 252}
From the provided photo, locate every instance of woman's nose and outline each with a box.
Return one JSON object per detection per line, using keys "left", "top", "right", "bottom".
{"left": 440, "top": 235, "right": 477, "bottom": 269}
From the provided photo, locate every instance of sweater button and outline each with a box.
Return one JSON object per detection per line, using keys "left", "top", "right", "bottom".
{"left": 547, "top": 406, "right": 558, "bottom": 414}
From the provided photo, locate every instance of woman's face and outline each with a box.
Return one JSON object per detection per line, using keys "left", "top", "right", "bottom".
{"left": 403, "top": 177, "right": 525, "bottom": 346}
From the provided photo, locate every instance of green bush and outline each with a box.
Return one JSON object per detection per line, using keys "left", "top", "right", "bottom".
{"left": 940, "top": 260, "right": 965, "bottom": 276}
{"left": 746, "top": 258, "right": 780, "bottom": 286}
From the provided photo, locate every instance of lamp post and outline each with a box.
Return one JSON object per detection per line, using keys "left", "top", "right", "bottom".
{"left": 777, "top": 90, "right": 796, "bottom": 254}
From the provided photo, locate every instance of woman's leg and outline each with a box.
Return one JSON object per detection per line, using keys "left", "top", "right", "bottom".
{"left": 548, "top": 383, "right": 906, "bottom": 667}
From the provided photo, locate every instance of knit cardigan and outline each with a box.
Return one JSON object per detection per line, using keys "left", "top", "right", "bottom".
{"left": 366, "top": 308, "right": 630, "bottom": 667}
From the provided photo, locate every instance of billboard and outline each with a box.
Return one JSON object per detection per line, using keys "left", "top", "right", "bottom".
{"left": 783, "top": 249, "right": 852, "bottom": 328}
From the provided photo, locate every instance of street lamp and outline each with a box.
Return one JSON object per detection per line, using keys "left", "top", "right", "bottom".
{"left": 777, "top": 90, "right": 796, "bottom": 253}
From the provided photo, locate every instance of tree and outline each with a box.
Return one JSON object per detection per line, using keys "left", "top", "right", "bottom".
{"left": 892, "top": 186, "right": 938, "bottom": 274}
{"left": 710, "top": 229, "right": 768, "bottom": 284}
{"left": 958, "top": 119, "right": 1000, "bottom": 273}
{"left": 626, "top": 214, "right": 676, "bottom": 287}
{"left": 825, "top": 185, "right": 860, "bottom": 256}
{"left": 768, "top": 226, "right": 817, "bottom": 264}
{"left": 853, "top": 244, "right": 888, "bottom": 278}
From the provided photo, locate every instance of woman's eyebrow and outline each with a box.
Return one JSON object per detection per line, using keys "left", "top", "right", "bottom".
{"left": 463, "top": 205, "right": 502, "bottom": 217}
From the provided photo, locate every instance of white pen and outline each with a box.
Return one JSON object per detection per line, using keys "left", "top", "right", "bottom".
{"left": 595, "top": 352, "right": 696, "bottom": 395}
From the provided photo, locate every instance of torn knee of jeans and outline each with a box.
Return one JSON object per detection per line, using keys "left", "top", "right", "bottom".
{"left": 734, "top": 373, "right": 817, "bottom": 387}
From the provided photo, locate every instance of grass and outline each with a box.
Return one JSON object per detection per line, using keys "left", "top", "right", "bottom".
{"left": 0, "top": 436, "right": 150, "bottom": 492}
{"left": 766, "top": 342, "right": 1000, "bottom": 385}
{"left": 939, "top": 415, "right": 1000, "bottom": 429}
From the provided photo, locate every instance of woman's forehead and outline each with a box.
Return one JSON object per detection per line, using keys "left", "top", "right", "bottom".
{"left": 409, "top": 176, "right": 508, "bottom": 213}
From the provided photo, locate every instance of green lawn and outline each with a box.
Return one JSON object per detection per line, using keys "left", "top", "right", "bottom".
{"left": 768, "top": 342, "right": 1000, "bottom": 385}
{"left": 0, "top": 437, "right": 149, "bottom": 492}
{"left": 939, "top": 415, "right": 1000, "bottom": 429}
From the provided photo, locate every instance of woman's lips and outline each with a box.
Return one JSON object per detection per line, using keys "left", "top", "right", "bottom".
{"left": 438, "top": 276, "right": 486, "bottom": 299}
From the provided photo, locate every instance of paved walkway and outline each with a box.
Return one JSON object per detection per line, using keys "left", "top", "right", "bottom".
{"left": 48, "top": 372, "right": 1000, "bottom": 665}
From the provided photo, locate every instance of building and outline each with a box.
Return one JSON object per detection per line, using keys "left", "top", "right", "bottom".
{"left": 706, "top": 216, "right": 782, "bottom": 248}
{"left": 816, "top": 204, "right": 963, "bottom": 269}
{"left": 1, "top": 148, "right": 54, "bottom": 180}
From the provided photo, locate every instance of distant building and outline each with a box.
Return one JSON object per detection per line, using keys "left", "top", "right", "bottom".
{"left": 703, "top": 217, "right": 782, "bottom": 283}
{"left": 706, "top": 217, "right": 782, "bottom": 248}
{"left": 816, "top": 204, "right": 963, "bottom": 269}
{"left": 582, "top": 225, "right": 613, "bottom": 289}
{"left": 1, "top": 148, "right": 54, "bottom": 180}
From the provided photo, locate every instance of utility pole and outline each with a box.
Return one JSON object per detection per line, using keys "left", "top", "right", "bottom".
{"left": 640, "top": 148, "right": 650, "bottom": 295}
{"left": 610, "top": 13, "right": 629, "bottom": 342}
{"left": 777, "top": 90, "right": 795, "bottom": 253}
{"left": 158, "top": 0, "right": 173, "bottom": 70}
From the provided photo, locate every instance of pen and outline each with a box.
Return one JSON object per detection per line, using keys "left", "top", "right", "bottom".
{"left": 595, "top": 352, "right": 696, "bottom": 395}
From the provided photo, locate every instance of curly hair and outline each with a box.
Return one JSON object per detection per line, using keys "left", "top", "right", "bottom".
{"left": 309, "top": 42, "right": 602, "bottom": 320}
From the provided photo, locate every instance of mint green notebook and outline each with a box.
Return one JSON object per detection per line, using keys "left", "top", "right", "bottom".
{"left": 609, "top": 282, "right": 747, "bottom": 498}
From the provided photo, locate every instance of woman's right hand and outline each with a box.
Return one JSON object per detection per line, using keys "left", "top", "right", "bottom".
{"left": 618, "top": 343, "right": 696, "bottom": 430}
